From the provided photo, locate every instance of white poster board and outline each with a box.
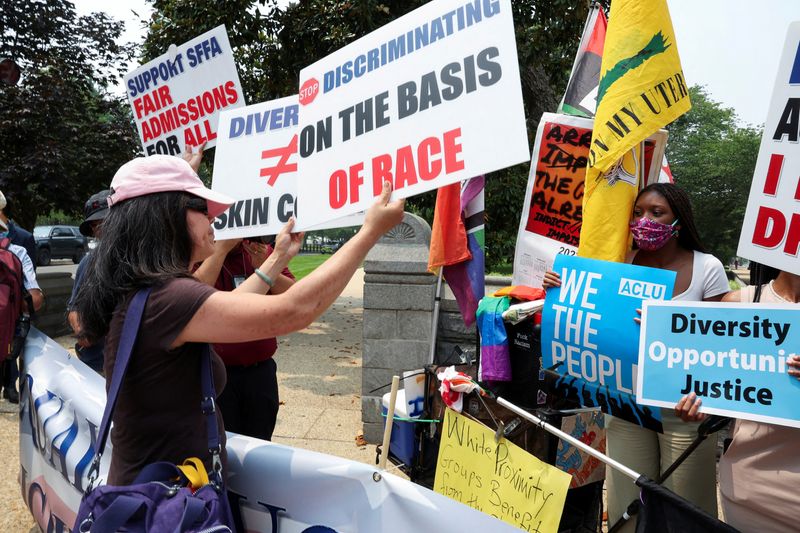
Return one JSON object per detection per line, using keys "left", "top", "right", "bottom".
{"left": 294, "top": 0, "right": 529, "bottom": 229}
{"left": 737, "top": 22, "right": 800, "bottom": 274}
{"left": 124, "top": 25, "right": 245, "bottom": 156}
{"left": 212, "top": 97, "right": 362, "bottom": 239}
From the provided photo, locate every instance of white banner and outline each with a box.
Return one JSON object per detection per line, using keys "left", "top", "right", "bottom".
{"left": 20, "top": 329, "right": 519, "bottom": 532}
{"left": 295, "top": 0, "right": 529, "bottom": 229}
{"left": 212, "top": 96, "right": 363, "bottom": 240}
{"left": 124, "top": 25, "right": 245, "bottom": 156}
{"left": 737, "top": 22, "right": 800, "bottom": 275}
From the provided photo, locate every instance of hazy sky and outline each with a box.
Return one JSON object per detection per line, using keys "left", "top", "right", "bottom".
{"left": 74, "top": 0, "right": 799, "bottom": 126}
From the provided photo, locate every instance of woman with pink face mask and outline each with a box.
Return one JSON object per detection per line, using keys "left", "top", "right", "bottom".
{"left": 543, "top": 183, "right": 729, "bottom": 529}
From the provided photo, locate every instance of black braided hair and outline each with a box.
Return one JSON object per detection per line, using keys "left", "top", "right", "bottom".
{"left": 636, "top": 183, "right": 707, "bottom": 253}
{"left": 748, "top": 262, "right": 780, "bottom": 302}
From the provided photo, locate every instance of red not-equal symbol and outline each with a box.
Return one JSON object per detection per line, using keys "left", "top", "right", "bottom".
{"left": 260, "top": 134, "right": 298, "bottom": 187}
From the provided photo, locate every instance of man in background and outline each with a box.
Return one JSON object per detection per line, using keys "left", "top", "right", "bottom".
{"left": 66, "top": 190, "right": 110, "bottom": 374}
{"left": 0, "top": 191, "right": 36, "bottom": 266}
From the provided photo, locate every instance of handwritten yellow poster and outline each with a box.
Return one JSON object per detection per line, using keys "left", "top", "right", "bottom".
{"left": 434, "top": 408, "right": 571, "bottom": 533}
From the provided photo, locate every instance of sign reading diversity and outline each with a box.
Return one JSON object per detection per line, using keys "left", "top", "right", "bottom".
{"left": 637, "top": 301, "right": 800, "bottom": 428}
{"left": 212, "top": 96, "right": 362, "bottom": 239}
{"left": 435, "top": 408, "right": 571, "bottom": 533}
{"left": 124, "top": 25, "right": 244, "bottom": 155}
{"left": 295, "top": 0, "right": 529, "bottom": 229}
{"left": 737, "top": 22, "right": 800, "bottom": 275}
{"left": 542, "top": 255, "right": 675, "bottom": 430}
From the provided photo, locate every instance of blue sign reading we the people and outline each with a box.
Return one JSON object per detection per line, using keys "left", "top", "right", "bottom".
{"left": 637, "top": 301, "right": 800, "bottom": 428}
{"left": 542, "top": 255, "right": 675, "bottom": 430}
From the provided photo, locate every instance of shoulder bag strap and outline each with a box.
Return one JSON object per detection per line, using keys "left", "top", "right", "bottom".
{"left": 87, "top": 287, "right": 152, "bottom": 484}
{"left": 199, "top": 343, "right": 223, "bottom": 484}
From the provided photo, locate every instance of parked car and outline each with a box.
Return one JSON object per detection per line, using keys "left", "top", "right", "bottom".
{"left": 33, "top": 225, "right": 88, "bottom": 266}
{"left": 320, "top": 241, "right": 344, "bottom": 254}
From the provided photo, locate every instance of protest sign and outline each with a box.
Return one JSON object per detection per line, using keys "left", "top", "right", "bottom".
{"left": 21, "top": 329, "right": 519, "bottom": 533}
{"left": 294, "top": 0, "right": 529, "bottom": 229}
{"left": 555, "top": 410, "right": 606, "bottom": 488}
{"left": 737, "top": 22, "right": 800, "bottom": 275}
{"left": 434, "top": 408, "right": 571, "bottom": 533}
{"left": 511, "top": 113, "right": 667, "bottom": 288}
{"left": 637, "top": 301, "right": 800, "bottom": 428}
{"left": 124, "top": 25, "right": 244, "bottom": 156}
{"left": 541, "top": 255, "right": 675, "bottom": 431}
{"left": 212, "top": 96, "right": 362, "bottom": 239}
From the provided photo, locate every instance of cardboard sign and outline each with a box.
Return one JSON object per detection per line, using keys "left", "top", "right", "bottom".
{"left": 555, "top": 410, "right": 606, "bottom": 488}
{"left": 737, "top": 22, "right": 800, "bottom": 274}
{"left": 637, "top": 301, "right": 800, "bottom": 428}
{"left": 512, "top": 113, "right": 667, "bottom": 288}
{"left": 212, "top": 97, "right": 362, "bottom": 239}
{"left": 124, "top": 25, "right": 245, "bottom": 155}
{"left": 294, "top": 0, "right": 529, "bottom": 229}
{"left": 541, "top": 255, "right": 675, "bottom": 430}
{"left": 434, "top": 408, "right": 571, "bottom": 533}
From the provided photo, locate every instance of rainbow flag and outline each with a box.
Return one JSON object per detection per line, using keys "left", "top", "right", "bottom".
{"left": 428, "top": 177, "right": 485, "bottom": 327}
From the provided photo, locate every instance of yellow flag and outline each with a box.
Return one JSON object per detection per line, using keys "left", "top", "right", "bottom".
{"left": 579, "top": 0, "right": 690, "bottom": 262}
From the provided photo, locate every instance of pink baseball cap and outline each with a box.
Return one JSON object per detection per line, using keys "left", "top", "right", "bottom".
{"left": 108, "top": 155, "right": 234, "bottom": 218}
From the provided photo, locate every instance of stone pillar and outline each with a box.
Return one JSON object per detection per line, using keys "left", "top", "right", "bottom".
{"left": 361, "top": 213, "right": 436, "bottom": 443}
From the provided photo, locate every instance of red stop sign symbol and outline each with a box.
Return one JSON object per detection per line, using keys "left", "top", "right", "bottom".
{"left": 299, "top": 78, "right": 319, "bottom": 106}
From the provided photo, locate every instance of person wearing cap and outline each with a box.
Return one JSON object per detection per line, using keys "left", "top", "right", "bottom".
{"left": 0, "top": 218, "right": 43, "bottom": 403}
{"left": 0, "top": 191, "right": 37, "bottom": 267}
{"left": 73, "top": 154, "right": 404, "bottom": 488}
{"left": 67, "top": 190, "right": 111, "bottom": 374}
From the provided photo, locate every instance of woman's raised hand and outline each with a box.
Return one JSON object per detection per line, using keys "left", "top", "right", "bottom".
{"left": 273, "top": 218, "right": 304, "bottom": 264}
{"left": 363, "top": 181, "right": 405, "bottom": 239}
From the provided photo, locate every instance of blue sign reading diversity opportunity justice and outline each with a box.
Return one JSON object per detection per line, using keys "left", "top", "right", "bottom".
{"left": 542, "top": 256, "right": 675, "bottom": 429}
{"left": 637, "top": 301, "right": 800, "bottom": 428}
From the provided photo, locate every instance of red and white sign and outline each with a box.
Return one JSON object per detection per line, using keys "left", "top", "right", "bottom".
{"left": 212, "top": 96, "right": 362, "bottom": 240}
{"left": 294, "top": 0, "right": 529, "bottom": 229}
{"left": 738, "top": 22, "right": 800, "bottom": 274}
{"left": 123, "top": 25, "right": 245, "bottom": 156}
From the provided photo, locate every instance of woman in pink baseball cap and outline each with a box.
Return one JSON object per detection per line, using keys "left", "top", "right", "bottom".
{"left": 74, "top": 154, "right": 404, "bottom": 492}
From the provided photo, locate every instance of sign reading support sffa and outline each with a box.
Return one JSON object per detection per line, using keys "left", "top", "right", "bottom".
{"left": 542, "top": 255, "right": 675, "bottom": 431}
{"left": 124, "top": 25, "right": 244, "bottom": 156}
{"left": 737, "top": 22, "right": 800, "bottom": 275}
{"left": 637, "top": 301, "right": 800, "bottom": 428}
{"left": 212, "top": 97, "right": 362, "bottom": 239}
{"left": 294, "top": 0, "right": 529, "bottom": 229}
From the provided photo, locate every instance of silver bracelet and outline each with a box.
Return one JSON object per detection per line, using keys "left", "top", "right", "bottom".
{"left": 253, "top": 268, "right": 274, "bottom": 288}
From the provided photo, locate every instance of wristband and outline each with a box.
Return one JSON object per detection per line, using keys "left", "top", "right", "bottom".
{"left": 254, "top": 268, "right": 274, "bottom": 288}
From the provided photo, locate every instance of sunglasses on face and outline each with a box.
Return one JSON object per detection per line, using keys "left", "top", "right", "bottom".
{"left": 185, "top": 197, "right": 209, "bottom": 216}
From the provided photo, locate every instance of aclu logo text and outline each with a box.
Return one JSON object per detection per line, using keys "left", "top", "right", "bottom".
{"left": 618, "top": 278, "right": 668, "bottom": 300}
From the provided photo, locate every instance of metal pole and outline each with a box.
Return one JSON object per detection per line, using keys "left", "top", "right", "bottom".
{"left": 428, "top": 270, "right": 443, "bottom": 364}
{"left": 497, "top": 397, "right": 641, "bottom": 482}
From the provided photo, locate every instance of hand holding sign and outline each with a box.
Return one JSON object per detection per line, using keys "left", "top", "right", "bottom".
{"left": 362, "top": 181, "right": 406, "bottom": 239}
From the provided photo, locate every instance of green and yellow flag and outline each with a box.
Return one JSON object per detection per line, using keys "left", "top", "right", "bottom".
{"left": 578, "top": 0, "right": 690, "bottom": 262}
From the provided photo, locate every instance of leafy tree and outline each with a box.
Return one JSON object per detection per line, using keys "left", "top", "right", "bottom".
{"left": 0, "top": 0, "right": 140, "bottom": 231}
{"left": 141, "top": 0, "right": 589, "bottom": 269}
{"left": 666, "top": 86, "right": 762, "bottom": 263}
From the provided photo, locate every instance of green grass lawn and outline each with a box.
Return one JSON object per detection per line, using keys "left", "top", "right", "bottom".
{"left": 288, "top": 254, "right": 329, "bottom": 280}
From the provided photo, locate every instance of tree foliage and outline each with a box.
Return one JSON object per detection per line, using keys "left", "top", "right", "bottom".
{"left": 141, "top": 0, "right": 590, "bottom": 270}
{"left": 667, "top": 86, "right": 762, "bottom": 263}
{"left": 0, "top": 0, "right": 140, "bottom": 230}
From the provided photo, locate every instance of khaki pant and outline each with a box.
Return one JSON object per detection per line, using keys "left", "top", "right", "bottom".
{"left": 605, "top": 410, "right": 718, "bottom": 532}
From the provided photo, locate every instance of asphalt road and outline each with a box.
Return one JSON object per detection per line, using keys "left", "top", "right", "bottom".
{"left": 37, "top": 258, "right": 79, "bottom": 276}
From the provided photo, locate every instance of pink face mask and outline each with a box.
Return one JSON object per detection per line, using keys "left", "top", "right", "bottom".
{"left": 629, "top": 217, "right": 679, "bottom": 251}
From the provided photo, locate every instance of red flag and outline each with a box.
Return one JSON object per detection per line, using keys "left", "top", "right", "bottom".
{"left": 428, "top": 183, "right": 471, "bottom": 273}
